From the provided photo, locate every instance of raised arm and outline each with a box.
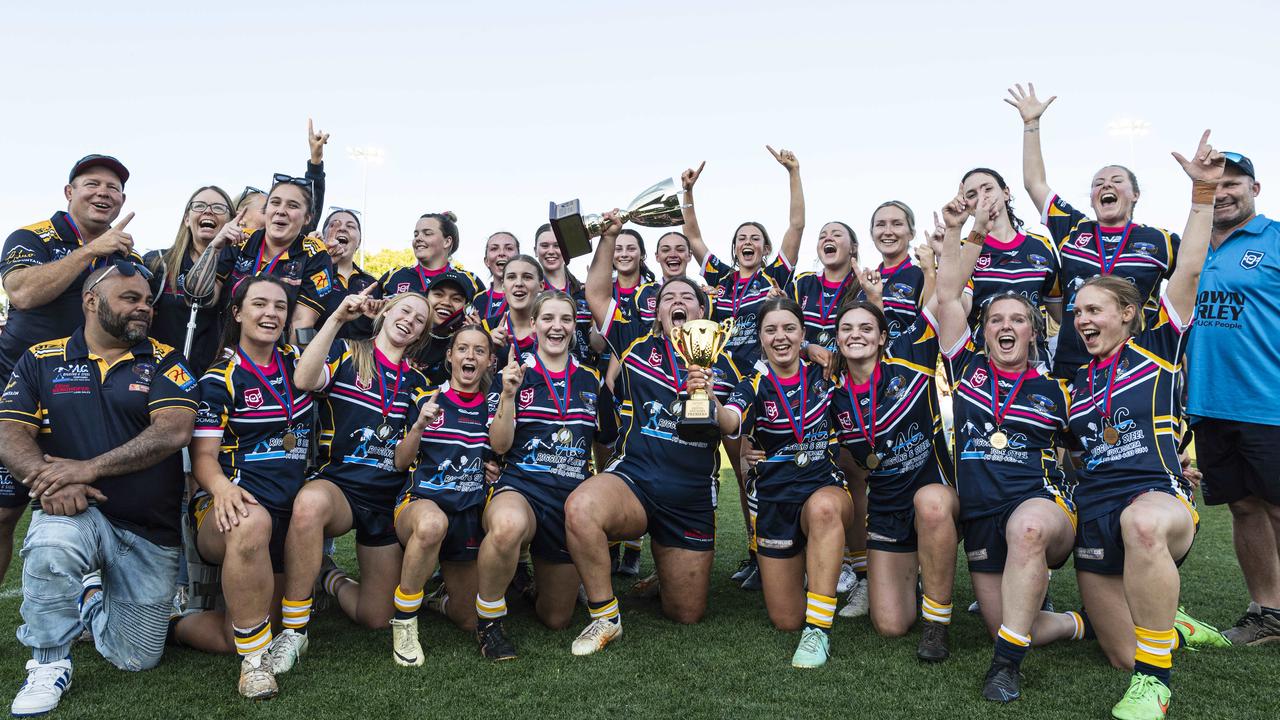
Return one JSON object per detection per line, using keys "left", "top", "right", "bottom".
{"left": 932, "top": 197, "right": 990, "bottom": 351}
{"left": 185, "top": 207, "right": 246, "bottom": 304}
{"left": 303, "top": 118, "right": 329, "bottom": 234}
{"left": 680, "top": 162, "right": 712, "bottom": 266}
{"left": 489, "top": 348, "right": 525, "bottom": 455}
{"left": 1005, "top": 83, "right": 1057, "bottom": 215}
{"left": 1166, "top": 130, "right": 1224, "bottom": 321}
{"left": 294, "top": 285, "right": 373, "bottom": 391}
{"left": 585, "top": 211, "right": 624, "bottom": 330}
{"left": 395, "top": 397, "right": 439, "bottom": 471}
{"left": 767, "top": 146, "right": 805, "bottom": 267}
{"left": 4, "top": 213, "right": 135, "bottom": 310}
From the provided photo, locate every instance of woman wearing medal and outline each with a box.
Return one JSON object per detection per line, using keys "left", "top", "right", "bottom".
{"left": 484, "top": 254, "right": 543, "bottom": 363}
{"left": 389, "top": 324, "right": 497, "bottom": 666}
{"left": 680, "top": 148, "right": 805, "bottom": 587}
{"left": 860, "top": 201, "right": 933, "bottom": 340}
{"left": 265, "top": 287, "right": 433, "bottom": 673}
{"left": 1065, "top": 132, "right": 1230, "bottom": 720}
{"left": 473, "top": 290, "right": 601, "bottom": 660}
{"left": 933, "top": 193, "right": 1091, "bottom": 702}
{"left": 174, "top": 276, "right": 317, "bottom": 700}
{"left": 826, "top": 279, "right": 956, "bottom": 661}
{"left": 714, "top": 298, "right": 852, "bottom": 668}
{"left": 1007, "top": 83, "right": 1180, "bottom": 380}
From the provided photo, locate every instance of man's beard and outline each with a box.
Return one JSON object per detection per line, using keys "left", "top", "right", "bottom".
{"left": 97, "top": 300, "right": 149, "bottom": 344}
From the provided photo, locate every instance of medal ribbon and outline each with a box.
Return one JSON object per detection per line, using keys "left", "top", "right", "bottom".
{"left": 533, "top": 355, "right": 573, "bottom": 422}
{"left": 254, "top": 240, "right": 287, "bottom": 277}
{"left": 817, "top": 274, "right": 851, "bottom": 324}
{"left": 1094, "top": 221, "right": 1134, "bottom": 275}
{"left": 729, "top": 270, "right": 759, "bottom": 316}
{"left": 846, "top": 366, "right": 879, "bottom": 452}
{"left": 1087, "top": 352, "right": 1124, "bottom": 420}
{"left": 486, "top": 291, "right": 506, "bottom": 320}
{"left": 664, "top": 339, "right": 687, "bottom": 395}
{"left": 988, "top": 360, "right": 1031, "bottom": 428}
{"left": 237, "top": 346, "right": 295, "bottom": 425}
{"left": 765, "top": 364, "right": 808, "bottom": 446}
{"left": 374, "top": 349, "right": 404, "bottom": 420}
{"left": 415, "top": 264, "right": 434, "bottom": 292}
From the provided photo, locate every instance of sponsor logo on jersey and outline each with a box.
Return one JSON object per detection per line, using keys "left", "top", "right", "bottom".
{"left": 3, "top": 244, "right": 37, "bottom": 264}
{"left": 311, "top": 270, "right": 332, "bottom": 295}
{"left": 164, "top": 363, "right": 197, "bottom": 392}
{"left": 519, "top": 387, "right": 535, "bottom": 408}
{"left": 970, "top": 367, "right": 988, "bottom": 387}
{"left": 837, "top": 411, "right": 853, "bottom": 430}
{"left": 244, "top": 387, "right": 264, "bottom": 408}
{"left": 764, "top": 400, "right": 778, "bottom": 420}
{"left": 1242, "top": 249, "right": 1265, "bottom": 269}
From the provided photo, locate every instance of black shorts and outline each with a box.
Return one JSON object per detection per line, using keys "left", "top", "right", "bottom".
{"left": 190, "top": 494, "right": 290, "bottom": 573}
{"left": 394, "top": 496, "right": 483, "bottom": 562}
{"left": 614, "top": 472, "right": 715, "bottom": 552}
{"left": 963, "top": 492, "right": 1076, "bottom": 573}
{"left": 866, "top": 476, "right": 945, "bottom": 554}
{"left": 595, "top": 382, "right": 618, "bottom": 447}
{"left": 754, "top": 483, "right": 847, "bottom": 559}
{"left": 1194, "top": 418, "right": 1280, "bottom": 506}
{"left": 1074, "top": 490, "right": 1197, "bottom": 576}
{"left": 493, "top": 481, "right": 573, "bottom": 564}
{"left": 0, "top": 464, "right": 30, "bottom": 509}
{"left": 333, "top": 483, "right": 397, "bottom": 547}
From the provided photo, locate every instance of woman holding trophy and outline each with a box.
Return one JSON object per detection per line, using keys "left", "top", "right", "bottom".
{"left": 565, "top": 212, "right": 743, "bottom": 656}
{"left": 680, "top": 147, "right": 806, "bottom": 588}
{"left": 713, "top": 297, "right": 852, "bottom": 668}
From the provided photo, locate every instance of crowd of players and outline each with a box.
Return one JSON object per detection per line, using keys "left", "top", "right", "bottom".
{"left": 0, "top": 84, "right": 1276, "bottom": 720}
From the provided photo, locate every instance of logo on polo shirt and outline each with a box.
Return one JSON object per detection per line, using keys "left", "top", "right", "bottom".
{"left": 164, "top": 363, "right": 196, "bottom": 392}
{"left": 1242, "top": 250, "right": 1265, "bottom": 270}
{"left": 3, "top": 245, "right": 36, "bottom": 264}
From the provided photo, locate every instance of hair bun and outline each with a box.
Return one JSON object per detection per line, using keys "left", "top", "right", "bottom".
{"left": 443, "top": 210, "right": 457, "bottom": 223}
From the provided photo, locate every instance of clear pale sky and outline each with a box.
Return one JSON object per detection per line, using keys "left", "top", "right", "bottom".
{"left": 3, "top": 1, "right": 1276, "bottom": 280}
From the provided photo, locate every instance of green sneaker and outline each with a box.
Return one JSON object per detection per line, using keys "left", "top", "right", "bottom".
{"left": 1175, "top": 607, "right": 1231, "bottom": 649}
{"left": 791, "top": 627, "right": 831, "bottom": 668}
{"left": 1111, "top": 674, "right": 1170, "bottom": 720}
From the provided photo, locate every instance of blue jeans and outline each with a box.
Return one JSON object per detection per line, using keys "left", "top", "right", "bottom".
{"left": 18, "top": 509, "right": 179, "bottom": 671}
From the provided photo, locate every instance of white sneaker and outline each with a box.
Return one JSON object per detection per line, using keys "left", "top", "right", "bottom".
{"left": 238, "top": 651, "right": 278, "bottom": 700}
{"left": 570, "top": 618, "right": 622, "bottom": 656}
{"left": 11, "top": 659, "right": 72, "bottom": 717}
{"left": 267, "top": 629, "right": 308, "bottom": 674}
{"left": 390, "top": 617, "right": 424, "bottom": 667}
{"left": 837, "top": 577, "right": 869, "bottom": 618}
{"left": 836, "top": 562, "right": 857, "bottom": 594}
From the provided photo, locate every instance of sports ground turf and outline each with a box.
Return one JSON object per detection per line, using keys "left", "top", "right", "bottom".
{"left": 0, "top": 470, "right": 1273, "bottom": 720}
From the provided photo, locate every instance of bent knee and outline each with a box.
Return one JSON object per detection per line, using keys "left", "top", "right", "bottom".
{"left": 806, "top": 495, "right": 844, "bottom": 527}
{"left": 563, "top": 493, "right": 604, "bottom": 534}
{"left": 410, "top": 513, "right": 448, "bottom": 545}
{"left": 871, "top": 614, "right": 913, "bottom": 638}
{"left": 1120, "top": 512, "right": 1168, "bottom": 551}
{"left": 1008, "top": 519, "right": 1049, "bottom": 551}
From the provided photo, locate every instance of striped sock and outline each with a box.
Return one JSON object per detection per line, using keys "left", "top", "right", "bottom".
{"left": 806, "top": 592, "right": 837, "bottom": 632}
{"left": 994, "top": 625, "right": 1031, "bottom": 668}
{"left": 623, "top": 539, "right": 642, "bottom": 552}
{"left": 281, "top": 596, "right": 312, "bottom": 634}
{"left": 232, "top": 617, "right": 273, "bottom": 658}
{"left": 588, "top": 597, "right": 621, "bottom": 625}
{"left": 476, "top": 595, "right": 507, "bottom": 621}
{"left": 1066, "top": 611, "right": 1087, "bottom": 640}
{"left": 322, "top": 568, "right": 352, "bottom": 597}
{"left": 394, "top": 586, "right": 424, "bottom": 621}
{"left": 1134, "top": 625, "right": 1176, "bottom": 688}
{"left": 921, "top": 595, "right": 953, "bottom": 625}
{"left": 850, "top": 550, "right": 868, "bottom": 579}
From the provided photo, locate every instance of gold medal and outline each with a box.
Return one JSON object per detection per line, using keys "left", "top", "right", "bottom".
{"left": 1103, "top": 426, "right": 1120, "bottom": 445}
{"left": 817, "top": 331, "right": 832, "bottom": 346}
{"left": 282, "top": 431, "right": 298, "bottom": 452}
{"left": 556, "top": 428, "right": 573, "bottom": 444}
{"left": 865, "top": 452, "right": 880, "bottom": 470}
{"left": 794, "top": 452, "right": 810, "bottom": 468}
{"left": 989, "top": 431, "right": 1009, "bottom": 450}
{"left": 669, "top": 400, "right": 684, "bottom": 416}
{"left": 375, "top": 422, "right": 395, "bottom": 441}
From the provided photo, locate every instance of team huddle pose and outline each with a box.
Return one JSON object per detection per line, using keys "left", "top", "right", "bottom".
{"left": 0, "top": 85, "right": 1274, "bottom": 720}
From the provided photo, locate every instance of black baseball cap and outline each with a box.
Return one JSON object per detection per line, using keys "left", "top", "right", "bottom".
{"left": 69, "top": 154, "right": 130, "bottom": 185}
{"left": 1223, "top": 152, "right": 1256, "bottom": 179}
{"left": 427, "top": 269, "right": 475, "bottom": 303}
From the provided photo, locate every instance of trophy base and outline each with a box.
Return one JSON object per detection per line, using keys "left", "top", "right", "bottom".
{"left": 677, "top": 396, "right": 719, "bottom": 442}
{"left": 549, "top": 200, "right": 593, "bottom": 260}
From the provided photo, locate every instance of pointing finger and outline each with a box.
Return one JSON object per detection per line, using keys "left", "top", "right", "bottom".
{"left": 114, "top": 212, "right": 135, "bottom": 231}
{"left": 308, "top": 117, "right": 314, "bottom": 137}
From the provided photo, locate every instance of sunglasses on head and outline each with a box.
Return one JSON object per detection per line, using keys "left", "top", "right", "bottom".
{"left": 85, "top": 259, "right": 155, "bottom": 296}
{"left": 240, "top": 185, "right": 266, "bottom": 199}
{"left": 1223, "top": 152, "right": 1244, "bottom": 163}
{"left": 272, "top": 174, "right": 314, "bottom": 193}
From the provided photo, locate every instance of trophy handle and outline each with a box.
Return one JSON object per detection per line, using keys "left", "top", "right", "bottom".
{"left": 668, "top": 326, "right": 690, "bottom": 364}
{"left": 711, "top": 318, "right": 736, "bottom": 359}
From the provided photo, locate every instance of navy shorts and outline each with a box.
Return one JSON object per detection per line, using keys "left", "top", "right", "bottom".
{"left": 493, "top": 481, "right": 573, "bottom": 564}
{"left": 0, "top": 463, "right": 30, "bottom": 509}
{"left": 190, "top": 494, "right": 291, "bottom": 573}
{"left": 756, "top": 483, "right": 847, "bottom": 559}
{"left": 595, "top": 382, "right": 618, "bottom": 447}
{"left": 1074, "top": 489, "right": 1197, "bottom": 575}
{"left": 963, "top": 492, "right": 1076, "bottom": 573}
{"left": 865, "top": 476, "right": 945, "bottom": 553}
{"left": 614, "top": 470, "right": 715, "bottom": 552}
{"left": 394, "top": 496, "right": 484, "bottom": 562}
{"left": 1194, "top": 418, "right": 1280, "bottom": 506}
{"left": 333, "top": 483, "right": 397, "bottom": 547}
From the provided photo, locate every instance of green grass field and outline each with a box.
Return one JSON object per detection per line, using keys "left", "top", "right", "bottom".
{"left": 0, "top": 472, "right": 1273, "bottom": 720}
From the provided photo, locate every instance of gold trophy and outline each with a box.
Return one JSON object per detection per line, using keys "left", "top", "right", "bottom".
{"left": 549, "top": 177, "right": 688, "bottom": 259}
{"left": 669, "top": 318, "right": 736, "bottom": 441}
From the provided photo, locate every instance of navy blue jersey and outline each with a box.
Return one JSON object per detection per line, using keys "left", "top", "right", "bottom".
{"left": 0, "top": 212, "right": 143, "bottom": 378}
{"left": 215, "top": 230, "right": 337, "bottom": 317}
{"left": 943, "top": 317, "right": 1073, "bottom": 522}
{"left": 858, "top": 258, "right": 926, "bottom": 341}
{"left": 829, "top": 315, "right": 952, "bottom": 514}
{"left": 496, "top": 356, "right": 600, "bottom": 494}
{"left": 725, "top": 361, "right": 841, "bottom": 505}
{"left": 143, "top": 249, "right": 224, "bottom": 376}
{"left": 703, "top": 254, "right": 793, "bottom": 368}
{"left": 193, "top": 345, "right": 317, "bottom": 514}
{"left": 792, "top": 271, "right": 858, "bottom": 350}
{"left": 606, "top": 332, "right": 742, "bottom": 504}
{"left": 313, "top": 340, "right": 427, "bottom": 510}
{"left": 402, "top": 385, "right": 498, "bottom": 512}
{"left": 1042, "top": 193, "right": 1178, "bottom": 370}
{"left": 378, "top": 262, "right": 484, "bottom": 300}
{"left": 965, "top": 231, "right": 1060, "bottom": 326}
{"left": 1067, "top": 293, "right": 1194, "bottom": 520}
{"left": 597, "top": 280, "right": 659, "bottom": 362}
{"left": 472, "top": 288, "right": 507, "bottom": 324}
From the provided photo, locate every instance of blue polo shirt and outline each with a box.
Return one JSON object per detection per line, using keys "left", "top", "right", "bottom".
{"left": 1187, "top": 214, "right": 1280, "bottom": 425}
